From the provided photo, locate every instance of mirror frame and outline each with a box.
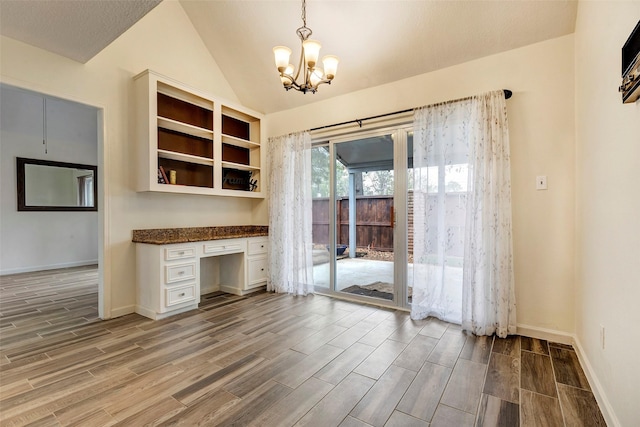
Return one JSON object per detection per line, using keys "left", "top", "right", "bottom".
{"left": 17, "top": 157, "right": 98, "bottom": 212}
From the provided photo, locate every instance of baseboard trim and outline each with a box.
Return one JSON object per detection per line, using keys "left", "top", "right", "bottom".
{"left": 572, "top": 336, "right": 620, "bottom": 427}
{"left": 516, "top": 323, "right": 619, "bottom": 426}
{"left": 109, "top": 305, "right": 136, "bottom": 319}
{"left": 200, "top": 284, "right": 220, "bottom": 295}
{"left": 220, "top": 284, "right": 265, "bottom": 296}
{"left": 516, "top": 323, "right": 573, "bottom": 345}
{"left": 134, "top": 304, "right": 198, "bottom": 320}
{"left": 0, "top": 260, "right": 98, "bottom": 276}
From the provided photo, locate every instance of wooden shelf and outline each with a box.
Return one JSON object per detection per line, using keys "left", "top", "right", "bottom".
{"left": 157, "top": 158, "right": 213, "bottom": 188}
{"left": 157, "top": 92, "right": 213, "bottom": 130}
{"left": 157, "top": 83, "right": 213, "bottom": 111}
{"left": 158, "top": 128, "right": 213, "bottom": 159}
{"left": 158, "top": 149, "right": 213, "bottom": 166}
{"left": 135, "top": 69, "right": 263, "bottom": 198}
{"left": 222, "top": 114, "right": 250, "bottom": 140}
{"left": 222, "top": 167, "right": 258, "bottom": 192}
{"left": 221, "top": 161, "right": 260, "bottom": 172}
{"left": 157, "top": 117, "right": 213, "bottom": 140}
{"left": 222, "top": 134, "right": 260, "bottom": 149}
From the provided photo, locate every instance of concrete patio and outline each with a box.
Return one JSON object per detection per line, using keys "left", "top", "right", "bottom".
{"left": 313, "top": 250, "right": 462, "bottom": 312}
{"left": 312, "top": 250, "right": 416, "bottom": 299}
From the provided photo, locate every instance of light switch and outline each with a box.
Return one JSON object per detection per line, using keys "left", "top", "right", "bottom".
{"left": 536, "top": 175, "right": 548, "bottom": 190}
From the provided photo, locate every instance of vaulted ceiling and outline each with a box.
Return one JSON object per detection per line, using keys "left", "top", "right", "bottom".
{"left": 0, "top": 0, "right": 162, "bottom": 63}
{"left": 0, "top": 0, "right": 578, "bottom": 114}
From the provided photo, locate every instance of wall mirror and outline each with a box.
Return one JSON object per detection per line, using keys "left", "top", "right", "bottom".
{"left": 17, "top": 157, "right": 98, "bottom": 211}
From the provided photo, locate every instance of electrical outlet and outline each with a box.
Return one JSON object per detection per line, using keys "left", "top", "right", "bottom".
{"left": 600, "top": 325, "right": 605, "bottom": 350}
{"left": 536, "top": 175, "right": 548, "bottom": 190}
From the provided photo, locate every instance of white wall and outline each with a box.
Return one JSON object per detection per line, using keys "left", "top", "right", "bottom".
{"left": 0, "top": 85, "right": 99, "bottom": 274}
{"left": 0, "top": 1, "right": 254, "bottom": 316}
{"left": 264, "top": 35, "right": 577, "bottom": 334}
{"left": 574, "top": 3, "right": 640, "bottom": 426}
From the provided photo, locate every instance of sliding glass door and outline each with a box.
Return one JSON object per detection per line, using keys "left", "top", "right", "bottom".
{"left": 311, "top": 127, "right": 411, "bottom": 308}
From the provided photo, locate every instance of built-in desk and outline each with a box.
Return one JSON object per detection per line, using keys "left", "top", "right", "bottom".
{"left": 133, "top": 226, "right": 268, "bottom": 320}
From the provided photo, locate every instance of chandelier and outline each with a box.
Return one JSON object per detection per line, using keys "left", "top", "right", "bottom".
{"left": 273, "top": 0, "right": 339, "bottom": 94}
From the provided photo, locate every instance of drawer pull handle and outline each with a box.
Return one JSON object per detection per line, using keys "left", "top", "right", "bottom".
{"left": 179, "top": 292, "right": 185, "bottom": 297}
{"left": 178, "top": 251, "right": 184, "bottom": 255}
{"left": 261, "top": 268, "right": 265, "bottom": 271}
{"left": 178, "top": 271, "right": 184, "bottom": 275}
{"left": 261, "top": 245, "right": 264, "bottom": 248}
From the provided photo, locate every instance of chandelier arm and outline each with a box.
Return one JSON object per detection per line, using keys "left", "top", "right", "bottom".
{"left": 293, "top": 43, "right": 305, "bottom": 82}
{"left": 280, "top": 72, "right": 306, "bottom": 93}
{"left": 288, "top": 76, "right": 303, "bottom": 91}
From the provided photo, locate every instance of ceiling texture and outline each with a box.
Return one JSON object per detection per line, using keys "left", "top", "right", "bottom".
{"left": 0, "top": 0, "right": 162, "bottom": 63}
{"left": 0, "top": 0, "right": 577, "bottom": 114}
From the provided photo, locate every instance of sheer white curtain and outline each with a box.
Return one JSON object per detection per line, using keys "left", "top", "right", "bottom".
{"left": 267, "top": 131, "right": 314, "bottom": 295}
{"left": 411, "top": 91, "right": 516, "bottom": 337}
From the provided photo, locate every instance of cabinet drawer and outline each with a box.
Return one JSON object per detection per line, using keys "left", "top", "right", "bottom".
{"left": 165, "top": 262, "right": 196, "bottom": 283}
{"left": 248, "top": 239, "right": 268, "bottom": 255}
{"left": 203, "top": 240, "right": 245, "bottom": 255}
{"left": 248, "top": 256, "right": 268, "bottom": 288}
{"left": 164, "top": 246, "right": 196, "bottom": 261}
{"left": 165, "top": 283, "right": 196, "bottom": 307}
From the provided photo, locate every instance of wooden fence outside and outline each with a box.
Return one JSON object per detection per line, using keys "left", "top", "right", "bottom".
{"left": 312, "top": 191, "right": 467, "bottom": 256}
{"left": 312, "top": 195, "right": 411, "bottom": 253}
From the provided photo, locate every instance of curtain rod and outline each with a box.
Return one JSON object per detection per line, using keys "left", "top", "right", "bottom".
{"left": 310, "top": 89, "right": 512, "bottom": 132}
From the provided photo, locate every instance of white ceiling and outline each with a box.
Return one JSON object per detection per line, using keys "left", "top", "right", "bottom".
{"left": 0, "top": 1, "right": 577, "bottom": 114}
{"left": 0, "top": 0, "right": 162, "bottom": 63}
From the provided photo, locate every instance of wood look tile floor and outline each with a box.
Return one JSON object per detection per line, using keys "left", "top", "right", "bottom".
{"left": 1, "top": 266, "right": 607, "bottom": 426}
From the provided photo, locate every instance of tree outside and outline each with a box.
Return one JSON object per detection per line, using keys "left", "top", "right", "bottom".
{"left": 313, "top": 146, "right": 467, "bottom": 197}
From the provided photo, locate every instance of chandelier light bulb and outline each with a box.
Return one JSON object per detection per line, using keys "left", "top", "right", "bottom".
{"left": 302, "top": 39, "right": 321, "bottom": 68}
{"left": 273, "top": 46, "right": 292, "bottom": 72}
{"left": 310, "top": 68, "right": 323, "bottom": 87}
{"left": 281, "top": 64, "right": 295, "bottom": 86}
{"left": 322, "top": 55, "right": 339, "bottom": 80}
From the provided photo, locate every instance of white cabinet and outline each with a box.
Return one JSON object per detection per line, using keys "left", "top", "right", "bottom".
{"left": 246, "top": 237, "right": 268, "bottom": 290}
{"left": 248, "top": 238, "right": 268, "bottom": 255}
{"left": 134, "top": 70, "right": 264, "bottom": 198}
{"left": 165, "top": 246, "right": 196, "bottom": 261}
{"left": 203, "top": 239, "right": 245, "bottom": 255}
{"left": 165, "top": 262, "right": 196, "bottom": 283}
{"left": 248, "top": 257, "right": 268, "bottom": 289}
{"left": 136, "top": 243, "right": 199, "bottom": 320}
{"left": 166, "top": 283, "right": 197, "bottom": 307}
{"left": 135, "top": 236, "right": 268, "bottom": 320}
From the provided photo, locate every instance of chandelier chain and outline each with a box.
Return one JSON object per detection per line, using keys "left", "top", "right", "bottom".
{"left": 296, "top": 0, "right": 312, "bottom": 41}
{"left": 301, "top": 0, "right": 306, "bottom": 27}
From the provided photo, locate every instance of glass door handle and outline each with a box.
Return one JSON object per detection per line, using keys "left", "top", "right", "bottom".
{"left": 390, "top": 206, "right": 396, "bottom": 228}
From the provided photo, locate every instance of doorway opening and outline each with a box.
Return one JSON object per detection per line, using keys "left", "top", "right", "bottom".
{"left": 0, "top": 83, "right": 106, "bottom": 322}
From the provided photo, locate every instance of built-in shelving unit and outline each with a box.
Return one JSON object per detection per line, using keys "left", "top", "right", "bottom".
{"left": 134, "top": 70, "right": 264, "bottom": 198}
{"left": 220, "top": 106, "right": 261, "bottom": 192}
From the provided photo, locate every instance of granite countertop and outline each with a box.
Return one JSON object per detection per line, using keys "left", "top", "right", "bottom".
{"left": 132, "top": 225, "right": 268, "bottom": 245}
